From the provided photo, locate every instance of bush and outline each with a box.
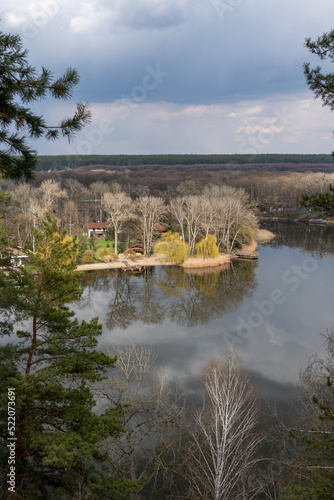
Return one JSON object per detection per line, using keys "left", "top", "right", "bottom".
{"left": 82, "top": 250, "right": 94, "bottom": 264}
{"left": 124, "top": 248, "right": 139, "bottom": 261}
{"left": 97, "top": 248, "right": 112, "bottom": 259}
{"left": 101, "top": 253, "right": 119, "bottom": 263}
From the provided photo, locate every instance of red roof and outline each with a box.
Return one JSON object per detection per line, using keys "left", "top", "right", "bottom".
{"left": 85, "top": 222, "right": 107, "bottom": 229}
{"left": 129, "top": 243, "right": 144, "bottom": 249}
{"left": 154, "top": 224, "right": 166, "bottom": 232}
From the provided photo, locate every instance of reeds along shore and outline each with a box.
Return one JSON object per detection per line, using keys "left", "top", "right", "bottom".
{"left": 181, "top": 255, "right": 231, "bottom": 268}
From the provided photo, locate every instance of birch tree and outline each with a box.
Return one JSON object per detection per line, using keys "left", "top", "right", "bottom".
{"left": 169, "top": 196, "right": 202, "bottom": 255}
{"left": 39, "top": 179, "right": 66, "bottom": 212}
{"left": 103, "top": 191, "right": 133, "bottom": 255}
{"left": 94, "top": 343, "right": 185, "bottom": 500}
{"left": 136, "top": 196, "right": 165, "bottom": 256}
{"left": 89, "top": 181, "right": 109, "bottom": 221}
{"left": 187, "top": 350, "right": 262, "bottom": 500}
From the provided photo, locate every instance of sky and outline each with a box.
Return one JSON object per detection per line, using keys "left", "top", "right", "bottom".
{"left": 2, "top": 0, "right": 334, "bottom": 155}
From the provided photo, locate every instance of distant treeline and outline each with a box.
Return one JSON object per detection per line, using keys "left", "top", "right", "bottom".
{"left": 36, "top": 154, "right": 334, "bottom": 171}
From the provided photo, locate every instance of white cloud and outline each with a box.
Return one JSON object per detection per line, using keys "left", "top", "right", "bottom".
{"left": 32, "top": 92, "right": 334, "bottom": 155}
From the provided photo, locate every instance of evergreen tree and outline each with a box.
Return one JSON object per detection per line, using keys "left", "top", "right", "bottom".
{"left": 301, "top": 30, "right": 334, "bottom": 215}
{"left": 300, "top": 185, "right": 334, "bottom": 217}
{"left": 0, "top": 214, "right": 140, "bottom": 499}
{"left": 284, "top": 328, "right": 334, "bottom": 499}
{"left": 0, "top": 30, "right": 91, "bottom": 180}
{"left": 304, "top": 30, "right": 334, "bottom": 111}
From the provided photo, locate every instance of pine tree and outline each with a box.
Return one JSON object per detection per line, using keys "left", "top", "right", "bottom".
{"left": 300, "top": 185, "right": 334, "bottom": 217}
{"left": 0, "top": 214, "right": 141, "bottom": 499}
{"left": 0, "top": 30, "right": 91, "bottom": 180}
{"left": 304, "top": 30, "right": 334, "bottom": 111}
{"left": 284, "top": 329, "right": 334, "bottom": 499}
{"left": 300, "top": 30, "right": 334, "bottom": 215}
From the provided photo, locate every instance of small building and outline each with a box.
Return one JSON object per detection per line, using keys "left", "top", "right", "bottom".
{"left": 153, "top": 224, "right": 167, "bottom": 237}
{"left": 128, "top": 243, "right": 145, "bottom": 255}
{"left": 85, "top": 222, "right": 107, "bottom": 239}
{"left": 11, "top": 248, "right": 28, "bottom": 267}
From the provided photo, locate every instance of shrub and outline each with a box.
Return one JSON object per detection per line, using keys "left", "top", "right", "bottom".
{"left": 82, "top": 250, "right": 94, "bottom": 264}
{"left": 97, "top": 248, "right": 112, "bottom": 259}
{"left": 101, "top": 253, "right": 119, "bottom": 263}
{"left": 124, "top": 248, "right": 139, "bottom": 261}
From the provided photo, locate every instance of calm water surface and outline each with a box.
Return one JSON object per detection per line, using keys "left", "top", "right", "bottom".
{"left": 73, "top": 222, "right": 334, "bottom": 401}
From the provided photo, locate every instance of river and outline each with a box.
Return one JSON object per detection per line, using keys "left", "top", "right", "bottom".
{"left": 73, "top": 221, "right": 334, "bottom": 403}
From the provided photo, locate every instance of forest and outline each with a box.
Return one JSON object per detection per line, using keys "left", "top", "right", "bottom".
{"left": 36, "top": 153, "right": 334, "bottom": 172}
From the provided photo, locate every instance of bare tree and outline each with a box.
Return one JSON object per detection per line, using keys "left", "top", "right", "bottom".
{"left": 136, "top": 196, "right": 165, "bottom": 256}
{"left": 187, "top": 350, "right": 263, "bottom": 500}
{"left": 39, "top": 179, "right": 66, "bottom": 211}
{"left": 103, "top": 191, "right": 133, "bottom": 254}
{"left": 169, "top": 195, "right": 202, "bottom": 255}
{"left": 169, "top": 196, "right": 187, "bottom": 243}
{"left": 94, "top": 343, "right": 185, "bottom": 499}
{"left": 62, "top": 200, "right": 78, "bottom": 236}
{"left": 28, "top": 198, "right": 45, "bottom": 252}
{"left": 89, "top": 181, "right": 109, "bottom": 221}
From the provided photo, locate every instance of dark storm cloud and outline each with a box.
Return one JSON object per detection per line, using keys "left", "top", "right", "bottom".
{"left": 3, "top": 0, "right": 334, "bottom": 153}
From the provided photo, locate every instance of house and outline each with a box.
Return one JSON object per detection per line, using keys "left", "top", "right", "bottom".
{"left": 153, "top": 224, "right": 167, "bottom": 237}
{"left": 85, "top": 222, "right": 107, "bottom": 239}
{"left": 11, "top": 248, "right": 28, "bottom": 267}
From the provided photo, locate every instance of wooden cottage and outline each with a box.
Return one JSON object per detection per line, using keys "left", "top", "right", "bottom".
{"left": 85, "top": 222, "right": 107, "bottom": 239}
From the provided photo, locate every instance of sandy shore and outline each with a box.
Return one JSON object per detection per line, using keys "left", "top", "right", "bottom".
{"left": 256, "top": 229, "right": 275, "bottom": 243}
{"left": 76, "top": 253, "right": 171, "bottom": 271}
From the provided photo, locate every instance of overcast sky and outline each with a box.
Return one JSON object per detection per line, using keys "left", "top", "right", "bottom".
{"left": 3, "top": 0, "right": 334, "bottom": 155}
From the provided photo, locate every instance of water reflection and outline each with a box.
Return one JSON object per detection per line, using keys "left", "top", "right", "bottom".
{"left": 262, "top": 220, "right": 334, "bottom": 259}
{"left": 79, "top": 261, "right": 258, "bottom": 330}
{"left": 72, "top": 223, "right": 334, "bottom": 402}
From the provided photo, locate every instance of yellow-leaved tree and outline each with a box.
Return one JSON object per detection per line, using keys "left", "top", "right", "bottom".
{"left": 194, "top": 234, "right": 220, "bottom": 259}
{"left": 154, "top": 232, "right": 189, "bottom": 264}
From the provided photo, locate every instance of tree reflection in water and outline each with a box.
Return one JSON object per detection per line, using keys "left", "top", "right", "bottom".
{"left": 262, "top": 221, "right": 334, "bottom": 259}
{"left": 79, "top": 260, "right": 258, "bottom": 330}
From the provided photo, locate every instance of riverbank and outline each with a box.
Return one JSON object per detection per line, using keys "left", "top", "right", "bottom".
{"left": 76, "top": 253, "right": 169, "bottom": 271}
{"left": 256, "top": 228, "right": 275, "bottom": 243}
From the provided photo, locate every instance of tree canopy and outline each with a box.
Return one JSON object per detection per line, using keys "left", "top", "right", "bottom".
{"left": 301, "top": 29, "right": 334, "bottom": 214}
{"left": 304, "top": 30, "right": 334, "bottom": 111}
{"left": 0, "top": 30, "right": 91, "bottom": 180}
{"left": 300, "top": 185, "right": 334, "bottom": 216}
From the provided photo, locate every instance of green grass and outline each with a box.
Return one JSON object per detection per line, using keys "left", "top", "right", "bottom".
{"left": 96, "top": 239, "right": 114, "bottom": 252}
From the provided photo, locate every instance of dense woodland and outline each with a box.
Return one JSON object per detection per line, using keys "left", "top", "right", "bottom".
{"left": 36, "top": 154, "right": 334, "bottom": 171}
